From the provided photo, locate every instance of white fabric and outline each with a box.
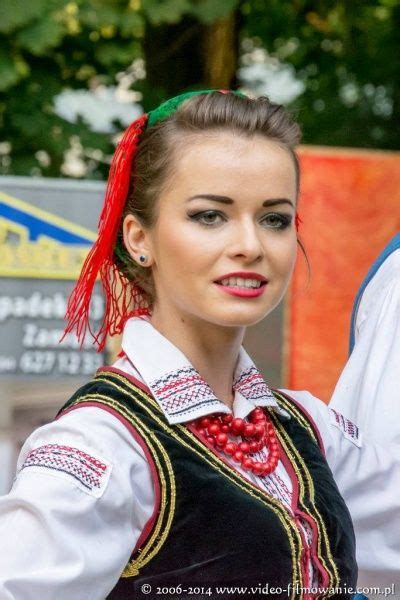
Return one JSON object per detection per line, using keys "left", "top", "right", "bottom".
{"left": 0, "top": 321, "right": 304, "bottom": 600}
{"left": 281, "top": 389, "right": 400, "bottom": 592}
{"left": 331, "top": 249, "right": 400, "bottom": 446}
{"left": 0, "top": 268, "right": 400, "bottom": 597}
{"left": 120, "top": 316, "right": 289, "bottom": 424}
{"left": 0, "top": 407, "right": 154, "bottom": 600}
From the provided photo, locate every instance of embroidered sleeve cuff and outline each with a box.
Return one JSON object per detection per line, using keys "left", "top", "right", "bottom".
{"left": 18, "top": 443, "right": 112, "bottom": 498}
{"left": 328, "top": 408, "right": 362, "bottom": 448}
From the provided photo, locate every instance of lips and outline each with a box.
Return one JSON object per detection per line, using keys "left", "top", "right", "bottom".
{"left": 213, "top": 272, "right": 268, "bottom": 298}
{"left": 214, "top": 272, "right": 268, "bottom": 288}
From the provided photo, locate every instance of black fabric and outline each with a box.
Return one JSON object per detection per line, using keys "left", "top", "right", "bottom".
{"left": 59, "top": 373, "right": 358, "bottom": 599}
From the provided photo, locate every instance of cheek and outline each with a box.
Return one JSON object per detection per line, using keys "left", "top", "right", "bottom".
{"left": 272, "top": 237, "right": 298, "bottom": 280}
{"left": 153, "top": 220, "right": 205, "bottom": 278}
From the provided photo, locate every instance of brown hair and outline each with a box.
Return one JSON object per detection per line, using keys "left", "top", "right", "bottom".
{"left": 115, "top": 92, "right": 302, "bottom": 300}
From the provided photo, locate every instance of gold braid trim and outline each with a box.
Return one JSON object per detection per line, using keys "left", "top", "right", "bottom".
{"left": 93, "top": 372, "right": 305, "bottom": 599}
{"left": 272, "top": 391, "right": 341, "bottom": 587}
{"left": 270, "top": 411, "right": 340, "bottom": 590}
{"left": 95, "top": 372, "right": 161, "bottom": 411}
{"left": 97, "top": 372, "right": 341, "bottom": 591}
{"left": 273, "top": 390, "right": 319, "bottom": 447}
{"left": 173, "top": 425, "right": 303, "bottom": 596}
{"left": 99, "top": 372, "right": 343, "bottom": 592}
{"left": 63, "top": 392, "right": 175, "bottom": 578}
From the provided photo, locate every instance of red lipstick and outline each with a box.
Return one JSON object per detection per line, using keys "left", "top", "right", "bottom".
{"left": 214, "top": 272, "right": 268, "bottom": 298}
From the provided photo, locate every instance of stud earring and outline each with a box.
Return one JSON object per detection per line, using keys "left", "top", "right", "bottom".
{"left": 139, "top": 255, "right": 147, "bottom": 264}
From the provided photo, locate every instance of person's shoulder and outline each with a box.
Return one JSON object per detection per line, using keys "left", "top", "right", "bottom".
{"left": 278, "top": 388, "right": 363, "bottom": 451}
{"left": 16, "top": 404, "right": 146, "bottom": 493}
{"left": 364, "top": 247, "right": 400, "bottom": 298}
{"left": 276, "top": 388, "right": 325, "bottom": 413}
{"left": 278, "top": 387, "right": 355, "bottom": 428}
{"left": 356, "top": 242, "right": 400, "bottom": 323}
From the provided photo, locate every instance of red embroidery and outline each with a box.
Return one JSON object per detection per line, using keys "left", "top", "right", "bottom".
{"left": 20, "top": 444, "right": 110, "bottom": 493}
{"left": 151, "top": 367, "right": 219, "bottom": 417}
{"left": 233, "top": 366, "right": 275, "bottom": 402}
{"left": 151, "top": 365, "right": 275, "bottom": 419}
{"left": 329, "top": 408, "right": 361, "bottom": 447}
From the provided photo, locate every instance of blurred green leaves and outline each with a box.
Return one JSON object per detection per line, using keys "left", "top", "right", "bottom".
{"left": 0, "top": 0, "right": 147, "bottom": 178}
{"left": 141, "top": 0, "right": 239, "bottom": 25}
{"left": 17, "top": 20, "right": 66, "bottom": 55}
{"left": 0, "top": 0, "right": 50, "bottom": 34}
{"left": 0, "top": 0, "right": 398, "bottom": 179}
{"left": 142, "top": 0, "right": 192, "bottom": 25}
{"left": 241, "top": 0, "right": 399, "bottom": 149}
{"left": 0, "top": 50, "right": 28, "bottom": 91}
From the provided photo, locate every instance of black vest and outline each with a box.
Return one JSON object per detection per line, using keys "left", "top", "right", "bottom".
{"left": 59, "top": 370, "right": 358, "bottom": 599}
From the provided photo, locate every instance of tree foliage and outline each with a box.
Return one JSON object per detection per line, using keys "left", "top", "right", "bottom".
{"left": 242, "top": 0, "right": 399, "bottom": 148}
{"left": 0, "top": 0, "right": 398, "bottom": 178}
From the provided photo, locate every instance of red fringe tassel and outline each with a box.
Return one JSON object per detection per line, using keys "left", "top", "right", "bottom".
{"left": 63, "top": 113, "right": 149, "bottom": 352}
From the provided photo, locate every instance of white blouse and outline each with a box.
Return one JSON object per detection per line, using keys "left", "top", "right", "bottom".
{"left": 0, "top": 251, "right": 399, "bottom": 599}
{"left": 331, "top": 248, "right": 400, "bottom": 446}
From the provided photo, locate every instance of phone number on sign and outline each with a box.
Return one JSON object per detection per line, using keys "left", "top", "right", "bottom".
{"left": 19, "top": 351, "right": 103, "bottom": 375}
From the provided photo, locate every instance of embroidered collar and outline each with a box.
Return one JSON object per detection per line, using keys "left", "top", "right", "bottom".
{"left": 120, "top": 317, "right": 290, "bottom": 425}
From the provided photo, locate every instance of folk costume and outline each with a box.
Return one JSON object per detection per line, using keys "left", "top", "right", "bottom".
{"left": 331, "top": 234, "right": 400, "bottom": 447}
{"left": 0, "top": 90, "right": 399, "bottom": 599}
{"left": 330, "top": 233, "right": 400, "bottom": 593}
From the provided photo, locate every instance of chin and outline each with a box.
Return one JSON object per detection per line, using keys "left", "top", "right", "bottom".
{"left": 207, "top": 306, "right": 274, "bottom": 328}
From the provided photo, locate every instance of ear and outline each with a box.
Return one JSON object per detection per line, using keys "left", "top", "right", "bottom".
{"left": 123, "top": 214, "right": 153, "bottom": 267}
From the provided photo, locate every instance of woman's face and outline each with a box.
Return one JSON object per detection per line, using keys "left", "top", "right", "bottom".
{"left": 127, "top": 132, "right": 298, "bottom": 329}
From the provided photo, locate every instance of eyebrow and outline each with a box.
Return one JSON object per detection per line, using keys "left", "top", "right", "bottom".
{"left": 186, "top": 194, "right": 294, "bottom": 208}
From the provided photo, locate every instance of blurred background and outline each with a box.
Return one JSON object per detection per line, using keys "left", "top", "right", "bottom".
{"left": 0, "top": 0, "right": 399, "bottom": 492}
{"left": 0, "top": 0, "right": 399, "bottom": 178}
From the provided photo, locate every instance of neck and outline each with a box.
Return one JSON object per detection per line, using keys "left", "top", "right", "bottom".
{"left": 150, "top": 308, "right": 245, "bottom": 410}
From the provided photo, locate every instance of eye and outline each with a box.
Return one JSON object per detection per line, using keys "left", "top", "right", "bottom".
{"left": 188, "top": 210, "right": 225, "bottom": 226}
{"left": 261, "top": 213, "right": 292, "bottom": 230}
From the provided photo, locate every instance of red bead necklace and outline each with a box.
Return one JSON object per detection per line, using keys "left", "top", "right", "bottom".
{"left": 193, "top": 407, "right": 280, "bottom": 477}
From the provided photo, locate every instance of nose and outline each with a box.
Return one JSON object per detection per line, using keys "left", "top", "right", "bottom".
{"left": 228, "top": 218, "right": 264, "bottom": 263}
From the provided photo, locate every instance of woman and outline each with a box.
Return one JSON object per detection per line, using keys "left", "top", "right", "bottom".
{"left": 0, "top": 90, "right": 399, "bottom": 599}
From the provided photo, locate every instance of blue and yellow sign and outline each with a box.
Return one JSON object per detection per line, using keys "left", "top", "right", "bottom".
{"left": 0, "top": 192, "right": 96, "bottom": 279}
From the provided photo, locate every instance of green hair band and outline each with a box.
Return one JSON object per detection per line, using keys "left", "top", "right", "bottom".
{"left": 147, "top": 88, "right": 247, "bottom": 128}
